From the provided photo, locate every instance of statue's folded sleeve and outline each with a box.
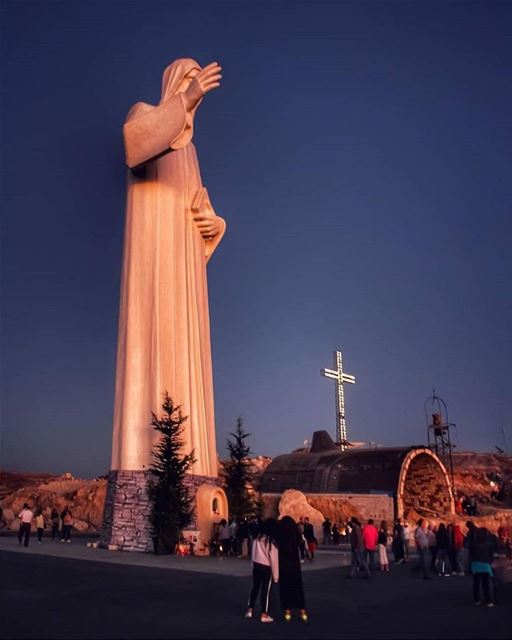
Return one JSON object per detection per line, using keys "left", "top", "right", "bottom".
{"left": 123, "top": 93, "right": 193, "bottom": 169}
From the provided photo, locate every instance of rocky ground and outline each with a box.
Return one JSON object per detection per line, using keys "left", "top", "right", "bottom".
{"left": 451, "top": 451, "right": 512, "bottom": 502}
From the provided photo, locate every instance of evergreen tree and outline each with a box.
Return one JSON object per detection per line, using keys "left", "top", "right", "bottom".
{"left": 222, "top": 417, "right": 255, "bottom": 520}
{"left": 148, "top": 392, "right": 196, "bottom": 552}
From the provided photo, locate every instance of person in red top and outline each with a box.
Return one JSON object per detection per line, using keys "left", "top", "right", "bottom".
{"left": 362, "top": 519, "right": 379, "bottom": 572}
{"left": 452, "top": 524, "right": 465, "bottom": 575}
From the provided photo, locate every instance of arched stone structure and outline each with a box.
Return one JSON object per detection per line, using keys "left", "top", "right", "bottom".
{"left": 397, "top": 447, "right": 454, "bottom": 519}
{"left": 195, "top": 484, "right": 228, "bottom": 553}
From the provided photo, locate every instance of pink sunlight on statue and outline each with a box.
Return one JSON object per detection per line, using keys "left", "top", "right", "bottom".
{"left": 112, "top": 59, "right": 225, "bottom": 477}
{"left": 102, "top": 59, "right": 229, "bottom": 552}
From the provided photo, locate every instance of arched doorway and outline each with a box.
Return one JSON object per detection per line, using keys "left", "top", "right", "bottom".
{"left": 397, "top": 448, "right": 454, "bottom": 519}
{"left": 195, "top": 484, "right": 228, "bottom": 554}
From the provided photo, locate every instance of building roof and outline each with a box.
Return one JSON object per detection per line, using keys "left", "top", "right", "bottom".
{"left": 260, "top": 431, "right": 426, "bottom": 495}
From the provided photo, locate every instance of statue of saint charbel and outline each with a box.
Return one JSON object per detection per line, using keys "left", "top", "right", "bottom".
{"left": 112, "top": 60, "right": 225, "bottom": 481}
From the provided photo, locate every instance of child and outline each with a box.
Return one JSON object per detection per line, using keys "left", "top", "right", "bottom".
{"left": 35, "top": 508, "right": 45, "bottom": 543}
{"left": 378, "top": 521, "right": 390, "bottom": 572}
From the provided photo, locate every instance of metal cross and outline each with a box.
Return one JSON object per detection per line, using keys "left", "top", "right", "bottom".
{"left": 321, "top": 350, "right": 356, "bottom": 451}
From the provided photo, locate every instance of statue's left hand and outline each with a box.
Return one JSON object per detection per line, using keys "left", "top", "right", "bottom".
{"left": 193, "top": 213, "right": 223, "bottom": 239}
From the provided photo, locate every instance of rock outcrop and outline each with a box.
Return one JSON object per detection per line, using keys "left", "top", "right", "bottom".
{"left": 0, "top": 472, "right": 107, "bottom": 533}
{"left": 278, "top": 489, "right": 324, "bottom": 539}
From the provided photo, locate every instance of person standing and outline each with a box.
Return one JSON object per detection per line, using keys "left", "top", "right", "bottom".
{"left": 218, "top": 519, "right": 231, "bottom": 556}
{"left": 378, "top": 521, "right": 390, "bottom": 572}
{"left": 412, "top": 519, "right": 431, "bottom": 580}
{"left": 303, "top": 518, "right": 317, "bottom": 560}
{"left": 61, "top": 508, "right": 73, "bottom": 543}
{"left": 392, "top": 520, "right": 405, "bottom": 564}
{"left": 228, "top": 517, "right": 238, "bottom": 557}
{"left": 362, "top": 519, "right": 379, "bottom": 572}
{"left": 237, "top": 517, "right": 250, "bottom": 558}
{"left": 50, "top": 509, "right": 60, "bottom": 541}
{"left": 402, "top": 523, "right": 411, "bottom": 561}
{"left": 322, "top": 518, "right": 332, "bottom": 545}
{"left": 471, "top": 527, "right": 497, "bottom": 607}
{"left": 297, "top": 517, "right": 306, "bottom": 562}
{"left": 17, "top": 503, "right": 34, "bottom": 547}
{"left": 332, "top": 522, "right": 340, "bottom": 546}
{"left": 435, "top": 523, "right": 451, "bottom": 576}
{"left": 452, "top": 524, "right": 465, "bottom": 575}
{"left": 347, "top": 517, "right": 371, "bottom": 579}
{"left": 35, "top": 508, "right": 45, "bottom": 544}
{"left": 427, "top": 524, "right": 437, "bottom": 572}
{"left": 447, "top": 523, "right": 456, "bottom": 573}
{"left": 277, "top": 516, "right": 308, "bottom": 623}
{"left": 244, "top": 518, "right": 279, "bottom": 623}
{"left": 465, "top": 520, "right": 478, "bottom": 573}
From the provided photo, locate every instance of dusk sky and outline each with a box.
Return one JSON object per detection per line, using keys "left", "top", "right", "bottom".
{"left": 1, "top": 0, "right": 511, "bottom": 477}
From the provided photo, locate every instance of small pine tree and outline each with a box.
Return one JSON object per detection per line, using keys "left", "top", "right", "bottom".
{"left": 148, "top": 392, "right": 196, "bottom": 553}
{"left": 222, "top": 417, "right": 255, "bottom": 520}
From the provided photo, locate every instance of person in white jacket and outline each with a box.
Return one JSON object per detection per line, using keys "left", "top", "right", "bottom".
{"left": 244, "top": 518, "right": 279, "bottom": 623}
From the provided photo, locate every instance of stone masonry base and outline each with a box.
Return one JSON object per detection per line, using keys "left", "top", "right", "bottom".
{"left": 100, "top": 470, "right": 220, "bottom": 552}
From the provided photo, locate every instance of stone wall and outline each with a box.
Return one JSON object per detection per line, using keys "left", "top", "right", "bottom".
{"left": 307, "top": 493, "right": 394, "bottom": 524}
{"left": 401, "top": 453, "right": 452, "bottom": 518}
{"left": 100, "top": 471, "right": 221, "bottom": 552}
{"left": 100, "top": 470, "right": 152, "bottom": 552}
{"left": 261, "top": 492, "right": 394, "bottom": 527}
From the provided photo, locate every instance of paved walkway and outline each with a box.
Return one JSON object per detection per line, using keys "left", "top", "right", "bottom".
{"left": 1, "top": 542, "right": 510, "bottom": 640}
{"left": 0, "top": 535, "right": 350, "bottom": 576}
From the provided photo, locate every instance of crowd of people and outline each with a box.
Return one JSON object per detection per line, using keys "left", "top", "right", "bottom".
{"left": 237, "top": 514, "right": 511, "bottom": 621}
{"left": 347, "top": 515, "right": 511, "bottom": 608}
{"left": 455, "top": 494, "right": 479, "bottom": 516}
{"left": 211, "top": 515, "right": 319, "bottom": 562}
{"left": 16, "top": 503, "right": 74, "bottom": 547}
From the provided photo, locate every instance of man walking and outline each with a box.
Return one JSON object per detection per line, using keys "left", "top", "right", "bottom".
{"left": 17, "top": 503, "right": 34, "bottom": 547}
{"left": 348, "top": 517, "right": 371, "bottom": 579}
{"left": 362, "top": 518, "right": 379, "bottom": 572}
{"left": 413, "top": 519, "right": 431, "bottom": 580}
{"left": 403, "top": 523, "right": 411, "bottom": 561}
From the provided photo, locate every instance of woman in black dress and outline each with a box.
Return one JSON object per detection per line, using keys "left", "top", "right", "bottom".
{"left": 277, "top": 516, "right": 308, "bottom": 623}
{"left": 392, "top": 520, "right": 405, "bottom": 563}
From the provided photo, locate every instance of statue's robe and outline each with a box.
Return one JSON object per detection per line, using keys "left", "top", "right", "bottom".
{"left": 110, "top": 83, "right": 225, "bottom": 478}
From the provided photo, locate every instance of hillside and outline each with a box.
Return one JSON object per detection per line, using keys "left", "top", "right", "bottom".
{"left": 1, "top": 451, "right": 510, "bottom": 534}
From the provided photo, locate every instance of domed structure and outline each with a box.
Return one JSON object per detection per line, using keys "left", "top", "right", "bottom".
{"left": 260, "top": 431, "right": 454, "bottom": 519}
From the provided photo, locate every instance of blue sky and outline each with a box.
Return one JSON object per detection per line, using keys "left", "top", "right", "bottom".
{"left": 1, "top": 0, "right": 511, "bottom": 476}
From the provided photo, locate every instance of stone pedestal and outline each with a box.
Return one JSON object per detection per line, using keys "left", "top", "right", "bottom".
{"left": 100, "top": 470, "right": 152, "bottom": 552}
{"left": 100, "top": 470, "right": 226, "bottom": 552}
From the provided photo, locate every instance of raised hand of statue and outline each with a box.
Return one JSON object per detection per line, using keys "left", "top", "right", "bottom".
{"left": 182, "top": 62, "right": 222, "bottom": 112}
